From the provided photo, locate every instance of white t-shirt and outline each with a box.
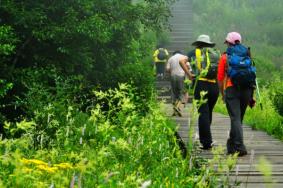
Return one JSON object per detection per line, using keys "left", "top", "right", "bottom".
{"left": 166, "top": 53, "right": 191, "bottom": 77}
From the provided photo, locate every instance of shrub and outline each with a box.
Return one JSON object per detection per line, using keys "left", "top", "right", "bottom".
{"left": 0, "top": 84, "right": 237, "bottom": 187}
{"left": 269, "top": 75, "right": 283, "bottom": 117}
{"left": 103, "top": 62, "right": 156, "bottom": 114}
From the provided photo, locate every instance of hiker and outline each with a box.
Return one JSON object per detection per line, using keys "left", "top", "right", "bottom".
{"left": 184, "top": 34, "right": 220, "bottom": 150}
{"left": 218, "top": 32, "right": 255, "bottom": 156}
{"left": 166, "top": 51, "right": 194, "bottom": 116}
{"left": 153, "top": 46, "right": 169, "bottom": 79}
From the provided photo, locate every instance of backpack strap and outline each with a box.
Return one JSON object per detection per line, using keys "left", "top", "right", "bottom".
{"left": 195, "top": 48, "right": 202, "bottom": 70}
{"left": 205, "top": 48, "right": 211, "bottom": 73}
{"left": 195, "top": 48, "right": 216, "bottom": 83}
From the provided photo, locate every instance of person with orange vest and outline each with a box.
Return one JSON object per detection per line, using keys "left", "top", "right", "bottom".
{"left": 218, "top": 32, "right": 253, "bottom": 156}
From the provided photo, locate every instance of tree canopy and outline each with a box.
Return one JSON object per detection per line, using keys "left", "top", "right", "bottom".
{"left": 0, "top": 0, "right": 175, "bottom": 124}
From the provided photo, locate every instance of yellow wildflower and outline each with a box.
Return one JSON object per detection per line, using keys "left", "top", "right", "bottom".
{"left": 20, "top": 158, "right": 29, "bottom": 164}
{"left": 20, "top": 158, "right": 48, "bottom": 166}
{"left": 54, "top": 162, "right": 73, "bottom": 169}
{"left": 37, "top": 165, "right": 58, "bottom": 173}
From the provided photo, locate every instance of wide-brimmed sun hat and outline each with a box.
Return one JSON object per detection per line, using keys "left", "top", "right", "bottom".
{"left": 192, "top": 34, "right": 215, "bottom": 47}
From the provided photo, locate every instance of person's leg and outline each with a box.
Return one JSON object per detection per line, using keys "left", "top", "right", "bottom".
{"left": 176, "top": 76, "right": 184, "bottom": 101}
{"left": 160, "top": 63, "right": 165, "bottom": 78}
{"left": 208, "top": 83, "right": 219, "bottom": 124}
{"left": 225, "top": 87, "right": 247, "bottom": 154}
{"left": 170, "top": 75, "right": 177, "bottom": 103}
{"left": 170, "top": 76, "right": 177, "bottom": 116}
{"left": 195, "top": 81, "right": 212, "bottom": 148}
{"left": 201, "top": 82, "right": 219, "bottom": 147}
{"left": 173, "top": 76, "right": 184, "bottom": 116}
{"left": 234, "top": 88, "right": 251, "bottom": 155}
{"left": 156, "top": 62, "right": 162, "bottom": 76}
{"left": 171, "top": 75, "right": 181, "bottom": 116}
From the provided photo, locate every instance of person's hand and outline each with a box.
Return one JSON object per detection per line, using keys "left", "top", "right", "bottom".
{"left": 188, "top": 73, "right": 195, "bottom": 80}
{"left": 249, "top": 98, "right": 256, "bottom": 108}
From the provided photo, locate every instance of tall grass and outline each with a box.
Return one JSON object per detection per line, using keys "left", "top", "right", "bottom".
{"left": 0, "top": 83, "right": 239, "bottom": 187}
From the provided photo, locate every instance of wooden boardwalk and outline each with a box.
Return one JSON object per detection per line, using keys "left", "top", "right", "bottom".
{"left": 157, "top": 79, "right": 283, "bottom": 188}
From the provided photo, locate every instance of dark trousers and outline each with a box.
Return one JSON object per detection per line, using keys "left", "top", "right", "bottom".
{"left": 170, "top": 75, "right": 185, "bottom": 103}
{"left": 194, "top": 80, "right": 219, "bottom": 147}
{"left": 155, "top": 62, "right": 165, "bottom": 75}
{"left": 225, "top": 86, "right": 253, "bottom": 153}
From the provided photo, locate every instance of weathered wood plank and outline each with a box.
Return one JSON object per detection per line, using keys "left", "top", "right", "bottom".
{"left": 159, "top": 90, "right": 283, "bottom": 186}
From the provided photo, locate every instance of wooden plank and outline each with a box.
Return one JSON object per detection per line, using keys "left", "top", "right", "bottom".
{"left": 236, "top": 183, "right": 283, "bottom": 188}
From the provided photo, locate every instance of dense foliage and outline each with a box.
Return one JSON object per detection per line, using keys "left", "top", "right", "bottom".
{"left": 269, "top": 75, "right": 283, "bottom": 117}
{"left": 0, "top": 84, "right": 237, "bottom": 187}
{"left": 0, "top": 0, "right": 174, "bottom": 126}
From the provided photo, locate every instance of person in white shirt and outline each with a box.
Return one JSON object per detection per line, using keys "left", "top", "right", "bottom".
{"left": 166, "top": 50, "right": 194, "bottom": 116}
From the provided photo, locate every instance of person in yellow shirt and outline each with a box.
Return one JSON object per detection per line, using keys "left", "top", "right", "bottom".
{"left": 153, "top": 45, "right": 169, "bottom": 79}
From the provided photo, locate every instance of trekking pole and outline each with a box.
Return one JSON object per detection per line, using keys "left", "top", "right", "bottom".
{"left": 249, "top": 48, "right": 263, "bottom": 110}
{"left": 255, "top": 79, "right": 263, "bottom": 110}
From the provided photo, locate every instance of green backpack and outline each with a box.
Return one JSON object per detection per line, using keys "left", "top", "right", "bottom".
{"left": 195, "top": 47, "right": 220, "bottom": 79}
{"left": 157, "top": 48, "right": 167, "bottom": 61}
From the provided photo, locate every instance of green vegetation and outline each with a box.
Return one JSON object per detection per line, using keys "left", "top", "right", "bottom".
{"left": 0, "top": 84, "right": 238, "bottom": 187}
{"left": 0, "top": 1, "right": 238, "bottom": 187}
{"left": 1, "top": 84, "right": 182, "bottom": 187}
{"left": 1, "top": 0, "right": 283, "bottom": 186}
{"left": 0, "top": 0, "right": 174, "bottom": 125}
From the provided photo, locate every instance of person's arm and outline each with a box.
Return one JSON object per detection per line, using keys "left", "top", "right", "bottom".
{"left": 179, "top": 56, "right": 194, "bottom": 80}
{"left": 217, "top": 54, "right": 226, "bottom": 100}
{"left": 166, "top": 58, "right": 171, "bottom": 73}
{"left": 218, "top": 81, "right": 224, "bottom": 100}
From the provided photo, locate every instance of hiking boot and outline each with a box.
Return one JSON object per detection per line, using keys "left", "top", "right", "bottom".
{"left": 237, "top": 150, "right": 248, "bottom": 157}
{"left": 176, "top": 100, "right": 181, "bottom": 108}
{"left": 200, "top": 141, "right": 217, "bottom": 150}
{"left": 227, "top": 150, "right": 248, "bottom": 157}
{"left": 173, "top": 100, "right": 182, "bottom": 116}
{"left": 160, "top": 73, "right": 164, "bottom": 79}
{"left": 173, "top": 106, "right": 182, "bottom": 117}
{"left": 200, "top": 145, "right": 212, "bottom": 150}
